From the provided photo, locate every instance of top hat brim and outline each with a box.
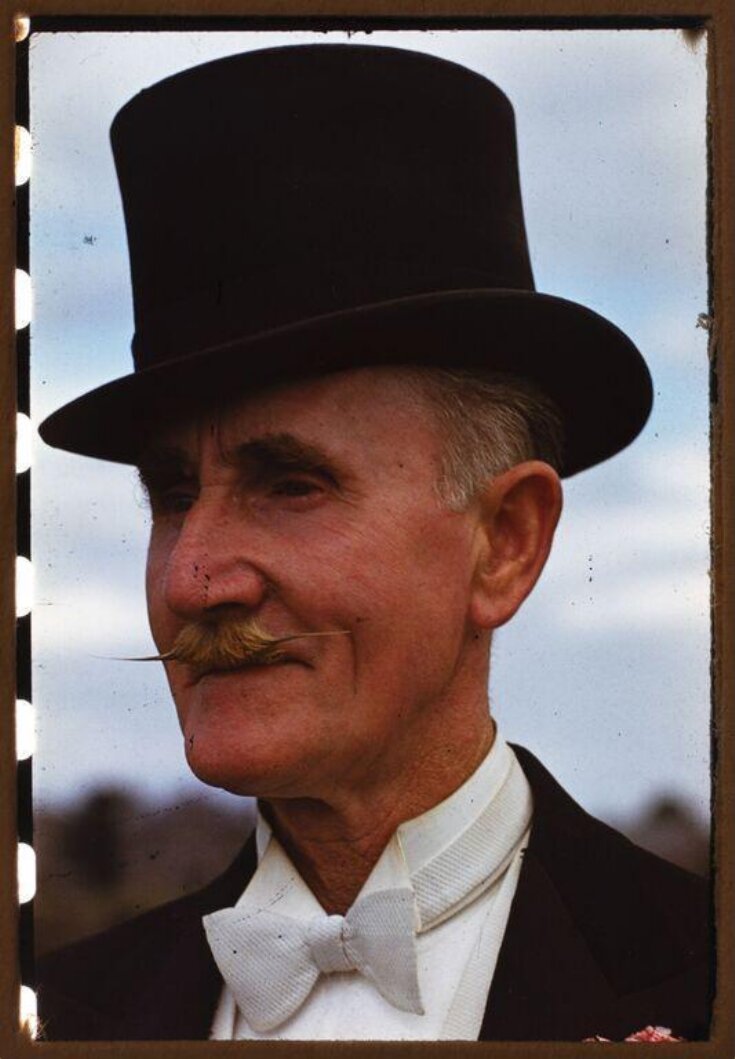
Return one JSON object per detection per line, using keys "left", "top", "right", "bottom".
{"left": 38, "top": 287, "right": 652, "bottom": 478}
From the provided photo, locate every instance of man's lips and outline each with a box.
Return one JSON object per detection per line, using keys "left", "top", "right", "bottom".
{"left": 183, "top": 654, "right": 312, "bottom": 687}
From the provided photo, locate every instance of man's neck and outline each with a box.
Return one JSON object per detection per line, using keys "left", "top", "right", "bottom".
{"left": 262, "top": 719, "right": 496, "bottom": 914}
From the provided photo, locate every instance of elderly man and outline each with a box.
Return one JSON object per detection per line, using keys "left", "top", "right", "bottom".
{"left": 37, "top": 44, "right": 709, "bottom": 1041}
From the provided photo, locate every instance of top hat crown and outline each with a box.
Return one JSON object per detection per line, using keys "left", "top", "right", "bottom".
{"left": 39, "top": 44, "right": 652, "bottom": 474}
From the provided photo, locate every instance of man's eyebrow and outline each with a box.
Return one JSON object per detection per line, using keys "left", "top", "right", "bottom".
{"left": 135, "top": 433, "right": 346, "bottom": 494}
{"left": 227, "top": 433, "right": 343, "bottom": 483}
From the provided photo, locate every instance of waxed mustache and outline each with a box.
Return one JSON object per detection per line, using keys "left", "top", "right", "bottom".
{"left": 125, "top": 618, "right": 350, "bottom": 671}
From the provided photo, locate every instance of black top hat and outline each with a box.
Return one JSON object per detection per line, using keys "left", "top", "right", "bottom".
{"left": 39, "top": 44, "right": 652, "bottom": 476}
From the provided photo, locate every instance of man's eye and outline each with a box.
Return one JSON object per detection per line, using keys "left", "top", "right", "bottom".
{"left": 270, "top": 478, "right": 321, "bottom": 498}
{"left": 151, "top": 489, "right": 197, "bottom": 514}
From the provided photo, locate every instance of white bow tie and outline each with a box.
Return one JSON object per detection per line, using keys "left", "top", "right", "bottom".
{"left": 203, "top": 887, "right": 425, "bottom": 1031}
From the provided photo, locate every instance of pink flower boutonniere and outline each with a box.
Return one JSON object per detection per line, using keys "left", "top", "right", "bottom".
{"left": 584, "top": 1025, "right": 684, "bottom": 1043}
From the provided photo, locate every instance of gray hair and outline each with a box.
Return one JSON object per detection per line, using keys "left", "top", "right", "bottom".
{"left": 401, "top": 366, "right": 565, "bottom": 511}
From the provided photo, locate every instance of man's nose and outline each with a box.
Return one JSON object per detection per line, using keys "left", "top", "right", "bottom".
{"left": 160, "top": 494, "right": 268, "bottom": 620}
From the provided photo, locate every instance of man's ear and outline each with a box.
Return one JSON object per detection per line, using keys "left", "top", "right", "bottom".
{"left": 469, "top": 461, "right": 563, "bottom": 631}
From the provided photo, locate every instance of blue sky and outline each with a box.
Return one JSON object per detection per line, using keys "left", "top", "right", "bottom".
{"left": 29, "top": 29, "right": 710, "bottom": 827}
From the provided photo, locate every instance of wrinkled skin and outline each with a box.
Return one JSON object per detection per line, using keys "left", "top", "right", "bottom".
{"left": 142, "top": 367, "right": 561, "bottom": 908}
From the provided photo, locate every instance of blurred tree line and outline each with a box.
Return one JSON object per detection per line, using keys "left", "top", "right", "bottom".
{"left": 34, "top": 786, "right": 709, "bottom": 957}
{"left": 35, "top": 788, "right": 254, "bottom": 956}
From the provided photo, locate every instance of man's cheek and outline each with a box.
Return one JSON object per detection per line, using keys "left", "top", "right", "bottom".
{"left": 145, "top": 543, "right": 175, "bottom": 639}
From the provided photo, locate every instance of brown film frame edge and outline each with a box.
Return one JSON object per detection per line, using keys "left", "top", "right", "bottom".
{"left": 0, "top": 2, "right": 732, "bottom": 1057}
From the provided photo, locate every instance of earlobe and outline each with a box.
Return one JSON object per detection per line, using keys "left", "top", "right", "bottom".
{"left": 469, "top": 461, "right": 563, "bottom": 631}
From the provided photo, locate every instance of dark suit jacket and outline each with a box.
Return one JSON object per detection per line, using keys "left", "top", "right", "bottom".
{"left": 37, "top": 747, "right": 712, "bottom": 1041}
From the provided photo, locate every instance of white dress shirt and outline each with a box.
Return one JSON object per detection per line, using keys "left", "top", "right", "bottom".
{"left": 208, "top": 734, "right": 532, "bottom": 1040}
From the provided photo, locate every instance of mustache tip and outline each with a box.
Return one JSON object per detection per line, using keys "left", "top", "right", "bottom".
{"left": 112, "top": 624, "right": 351, "bottom": 668}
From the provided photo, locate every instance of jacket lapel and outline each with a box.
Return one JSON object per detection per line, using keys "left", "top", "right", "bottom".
{"left": 481, "top": 746, "right": 619, "bottom": 1039}
{"left": 480, "top": 745, "right": 710, "bottom": 1042}
{"left": 480, "top": 844, "right": 617, "bottom": 1040}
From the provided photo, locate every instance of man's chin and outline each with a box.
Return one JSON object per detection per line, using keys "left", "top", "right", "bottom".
{"left": 181, "top": 731, "right": 308, "bottom": 799}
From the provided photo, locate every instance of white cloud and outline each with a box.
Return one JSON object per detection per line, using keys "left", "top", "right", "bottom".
{"left": 635, "top": 440, "right": 710, "bottom": 502}
{"left": 555, "top": 567, "right": 709, "bottom": 632}
{"left": 33, "top": 582, "right": 151, "bottom": 656}
{"left": 531, "top": 437, "right": 710, "bottom": 635}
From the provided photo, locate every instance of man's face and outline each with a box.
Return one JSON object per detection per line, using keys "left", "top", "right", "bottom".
{"left": 143, "top": 368, "right": 489, "bottom": 804}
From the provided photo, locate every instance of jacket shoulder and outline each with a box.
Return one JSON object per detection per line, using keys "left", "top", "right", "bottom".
{"left": 510, "top": 745, "right": 711, "bottom": 1039}
{"left": 517, "top": 746, "right": 709, "bottom": 984}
